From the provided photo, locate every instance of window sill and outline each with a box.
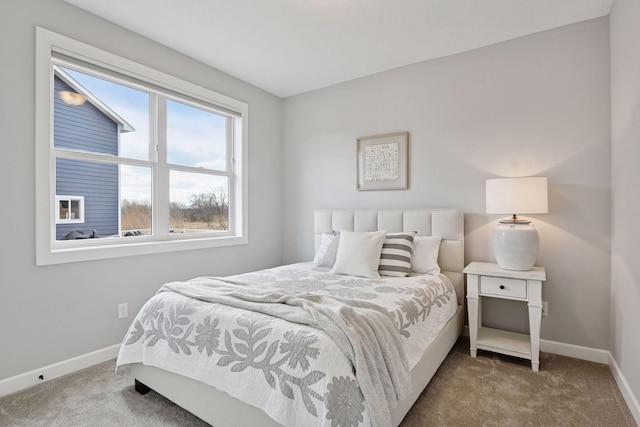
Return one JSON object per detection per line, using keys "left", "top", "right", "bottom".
{"left": 36, "top": 234, "right": 248, "bottom": 266}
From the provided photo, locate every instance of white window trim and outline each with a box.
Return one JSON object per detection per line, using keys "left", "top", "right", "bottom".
{"left": 35, "top": 27, "right": 248, "bottom": 266}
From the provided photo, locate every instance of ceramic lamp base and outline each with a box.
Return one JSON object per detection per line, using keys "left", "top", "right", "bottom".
{"left": 492, "top": 222, "right": 539, "bottom": 271}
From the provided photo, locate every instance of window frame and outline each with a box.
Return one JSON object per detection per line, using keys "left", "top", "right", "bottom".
{"left": 36, "top": 27, "right": 248, "bottom": 266}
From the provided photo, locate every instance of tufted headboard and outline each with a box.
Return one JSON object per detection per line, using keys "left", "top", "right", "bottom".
{"left": 314, "top": 208, "right": 465, "bottom": 306}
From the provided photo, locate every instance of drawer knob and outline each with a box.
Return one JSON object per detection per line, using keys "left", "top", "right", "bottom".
{"left": 499, "top": 285, "right": 505, "bottom": 289}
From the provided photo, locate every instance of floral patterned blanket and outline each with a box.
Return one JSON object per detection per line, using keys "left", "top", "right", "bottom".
{"left": 116, "top": 262, "right": 457, "bottom": 427}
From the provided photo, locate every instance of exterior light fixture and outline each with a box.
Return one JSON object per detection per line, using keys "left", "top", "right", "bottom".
{"left": 59, "top": 90, "right": 86, "bottom": 105}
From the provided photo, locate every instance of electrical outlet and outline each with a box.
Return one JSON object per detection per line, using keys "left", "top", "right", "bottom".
{"left": 118, "top": 303, "right": 129, "bottom": 319}
{"left": 542, "top": 301, "right": 548, "bottom": 317}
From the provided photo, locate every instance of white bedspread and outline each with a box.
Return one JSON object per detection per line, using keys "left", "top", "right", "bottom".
{"left": 116, "top": 262, "right": 457, "bottom": 427}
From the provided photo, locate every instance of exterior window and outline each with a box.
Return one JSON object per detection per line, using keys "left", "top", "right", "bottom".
{"left": 55, "top": 196, "right": 84, "bottom": 225}
{"left": 36, "top": 28, "right": 248, "bottom": 265}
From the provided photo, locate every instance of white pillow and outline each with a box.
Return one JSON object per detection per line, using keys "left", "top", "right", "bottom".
{"left": 318, "top": 233, "right": 341, "bottom": 268}
{"left": 411, "top": 236, "right": 442, "bottom": 275}
{"left": 332, "top": 230, "right": 387, "bottom": 278}
{"left": 313, "top": 233, "right": 335, "bottom": 263}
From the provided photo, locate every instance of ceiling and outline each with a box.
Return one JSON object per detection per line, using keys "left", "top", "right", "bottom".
{"left": 64, "top": 0, "right": 613, "bottom": 98}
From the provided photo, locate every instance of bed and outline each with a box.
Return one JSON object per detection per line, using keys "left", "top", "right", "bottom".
{"left": 116, "top": 208, "right": 464, "bottom": 427}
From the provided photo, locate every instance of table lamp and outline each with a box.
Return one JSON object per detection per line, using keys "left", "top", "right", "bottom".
{"left": 486, "top": 177, "right": 548, "bottom": 271}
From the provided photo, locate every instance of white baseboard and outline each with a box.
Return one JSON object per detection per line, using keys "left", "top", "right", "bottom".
{"left": 0, "top": 343, "right": 120, "bottom": 398}
{"left": 609, "top": 353, "right": 640, "bottom": 425}
{"left": 539, "top": 339, "right": 610, "bottom": 364}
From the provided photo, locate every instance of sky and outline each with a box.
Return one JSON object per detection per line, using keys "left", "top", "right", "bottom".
{"left": 62, "top": 67, "right": 228, "bottom": 205}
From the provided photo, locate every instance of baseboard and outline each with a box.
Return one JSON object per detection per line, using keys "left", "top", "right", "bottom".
{"left": 539, "top": 339, "right": 610, "bottom": 364}
{"left": 609, "top": 353, "right": 640, "bottom": 425}
{"left": 0, "top": 343, "right": 120, "bottom": 398}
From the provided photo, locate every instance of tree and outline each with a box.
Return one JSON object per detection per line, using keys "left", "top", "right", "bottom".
{"left": 170, "top": 200, "right": 188, "bottom": 229}
{"left": 189, "top": 187, "right": 228, "bottom": 230}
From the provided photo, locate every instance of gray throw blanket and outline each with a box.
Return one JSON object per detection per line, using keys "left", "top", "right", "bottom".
{"left": 158, "top": 277, "right": 412, "bottom": 427}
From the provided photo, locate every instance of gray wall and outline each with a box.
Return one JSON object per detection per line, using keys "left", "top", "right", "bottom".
{"left": 0, "top": 0, "right": 283, "bottom": 380}
{"left": 282, "top": 18, "right": 611, "bottom": 350}
{"left": 610, "top": 0, "right": 640, "bottom": 410}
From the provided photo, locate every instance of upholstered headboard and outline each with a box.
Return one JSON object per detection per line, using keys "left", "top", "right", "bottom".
{"left": 314, "top": 208, "right": 465, "bottom": 306}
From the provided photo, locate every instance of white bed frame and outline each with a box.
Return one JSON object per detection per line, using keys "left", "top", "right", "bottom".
{"left": 128, "top": 208, "right": 465, "bottom": 426}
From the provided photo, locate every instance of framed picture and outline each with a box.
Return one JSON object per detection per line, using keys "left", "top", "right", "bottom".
{"left": 356, "top": 131, "right": 408, "bottom": 191}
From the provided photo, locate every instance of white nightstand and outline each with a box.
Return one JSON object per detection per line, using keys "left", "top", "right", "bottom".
{"left": 464, "top": 261, "right": 546, "bottom": 371}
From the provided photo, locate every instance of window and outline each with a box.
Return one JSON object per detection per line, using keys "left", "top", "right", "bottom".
{"left": 36, "top": 28, "right": 248, "bottom": 265}
{"left": 55, "top": 195, "right": 84, "bottom": 224}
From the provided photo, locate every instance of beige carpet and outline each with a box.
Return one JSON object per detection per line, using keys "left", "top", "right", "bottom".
{"left": 0, "top": 338, "right": 636, "bottom": 426}
{"left": 401, "top": 339, "right": 636, "bottom": 426}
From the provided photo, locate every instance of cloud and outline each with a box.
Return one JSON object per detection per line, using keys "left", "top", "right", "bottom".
{"left": 167, "top": 100, "right": 227, "bottom": 170}
{"left": 120, "top": 165, "right": 151, "bottom": 203}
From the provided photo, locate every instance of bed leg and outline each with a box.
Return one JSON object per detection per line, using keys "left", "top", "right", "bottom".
{"left": 135, "top": 379, "right": 151, "bottom": 395}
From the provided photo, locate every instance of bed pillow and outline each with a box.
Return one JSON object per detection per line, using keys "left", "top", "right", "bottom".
{"left": 318, "top": 233, "right": 340, "bottom": 268}
{"left": 313, "top": 232, "right": 335, "bottom": 263}
{"left": 331, "top": 230, "right": 387, "bottom": 278}
{"left": 378, "top": 231, "right": 417, "bottom": 277}
{"left": 411, "top": 235, "right": 443, "bottom": 275}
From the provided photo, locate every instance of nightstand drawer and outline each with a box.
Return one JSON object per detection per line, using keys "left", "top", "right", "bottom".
{"left": 480, "top": 276, "right": 527, "bottom": 299}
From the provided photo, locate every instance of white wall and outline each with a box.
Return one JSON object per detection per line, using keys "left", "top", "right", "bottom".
{"left": 283, "top": 18, "right": 611, "bottom": 350}
{"left": 610, "top": 0, "right": 640, "bottom": 413}
{"left": 0, "top": 0, "right": 283, "bottom": 380}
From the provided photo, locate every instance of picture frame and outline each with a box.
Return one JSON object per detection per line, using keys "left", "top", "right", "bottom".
{"left": 356, "top": 131, "right": 409, "bottom": 191}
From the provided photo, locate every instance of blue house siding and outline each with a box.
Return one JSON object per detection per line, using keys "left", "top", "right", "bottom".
{"left": 54, "top": 77, "right": 119, "bottom": 155}
{"left": 55, "top": 159, "right": 119, "bottom": 239}
{"left": 54, "top": 76, "right": 120, "bottom": 239}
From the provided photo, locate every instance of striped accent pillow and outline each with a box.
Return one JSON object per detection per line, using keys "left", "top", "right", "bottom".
{"left": 378, "top": 231, "right": 417, "bottom": 277}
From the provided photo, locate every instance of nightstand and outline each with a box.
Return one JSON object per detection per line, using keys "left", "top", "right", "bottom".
{"left": 464, "top": 261, "right": 546, "bottom": 371}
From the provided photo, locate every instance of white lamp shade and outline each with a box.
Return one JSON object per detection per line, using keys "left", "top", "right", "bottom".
{"left": 486, "top": 177, "right": 548, "bottom": 215}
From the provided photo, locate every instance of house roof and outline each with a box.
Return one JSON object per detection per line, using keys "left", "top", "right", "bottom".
{"left": 54, "top": 65, "right": 135, "bottom": 133}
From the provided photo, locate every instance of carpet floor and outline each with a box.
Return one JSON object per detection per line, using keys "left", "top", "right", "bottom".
{"left": 0, "top": 338, "right": 636, "bottom": 426}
